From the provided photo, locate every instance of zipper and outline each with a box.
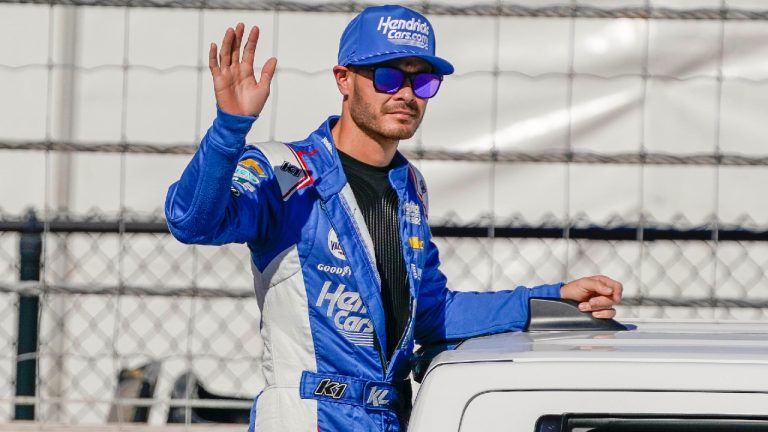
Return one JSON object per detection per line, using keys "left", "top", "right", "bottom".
{"left": 384, "top": 187, "right": 419, "bottom": 376}
{"left": 320, "top": 199, "right": 388, "bottom": 378}
{"left": 372, "top": 332, "right": 388, "bottom": 375}
{"left": 385, "top": 297, "right": 415, "bottom": 376}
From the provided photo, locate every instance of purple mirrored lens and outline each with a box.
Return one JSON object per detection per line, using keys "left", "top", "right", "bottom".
{"left": 412, "top": 73, "right": 442, "bottom": 99}
{"left": 373, "top": 68, "right": 405, "bottom": 94}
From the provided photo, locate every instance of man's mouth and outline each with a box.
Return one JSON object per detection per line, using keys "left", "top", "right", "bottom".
{"left": 387, "top": 109, "right": 417, "bottom": 118}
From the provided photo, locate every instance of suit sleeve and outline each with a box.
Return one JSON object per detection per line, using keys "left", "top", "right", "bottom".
{"left": 413, "top": 235, "right": 563, "bottom": 346}
{"left": 164, "top": 107, "right": 282, "bottom": 245}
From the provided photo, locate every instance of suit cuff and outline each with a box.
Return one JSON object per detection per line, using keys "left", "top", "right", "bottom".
{"left": 208, "top": 106, "right": 259, "bottom": 153}
{"left": 529, "top": 282, "right": 563, "bottom": 299}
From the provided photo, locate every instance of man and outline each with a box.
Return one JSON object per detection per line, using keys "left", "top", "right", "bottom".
{"left": 165, "top": 5, "right": 622, "bottom": 431}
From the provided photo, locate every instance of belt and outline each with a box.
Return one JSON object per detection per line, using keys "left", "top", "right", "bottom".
{"left": 299, "top": 370, "right": 400, "bottom": 412}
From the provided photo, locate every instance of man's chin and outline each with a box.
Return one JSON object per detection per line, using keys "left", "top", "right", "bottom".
{"left": 382, "top": 126, "right": 417, "bottom": 141}
{"left": 381, "top": 120, "right": 420, "bottom": 140}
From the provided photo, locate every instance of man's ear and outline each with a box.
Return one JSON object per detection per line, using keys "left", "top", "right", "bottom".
{"left": 333, "top": 65, "right": 352, "bottom": 97}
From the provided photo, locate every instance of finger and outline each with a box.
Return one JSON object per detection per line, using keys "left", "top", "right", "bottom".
{"left": 586, "top": 277, "right": 615, "bottom": 297}
{"left": 259, "top": 57, "right": 278, "bottom": 87}
{"left": 588, "top": 295, "right": 618, "bottom": 310}
{"left": 232, "top": 22, "right": 244, "bottom": 65}
{"left": 219, "top": 27, "right": 234, "bottom": 68}
{"left": 591, "top": 308, "right": 616, "bottom": 319}
{"left": 612, "top": 282, "right": 623, "bottom": 303}
{"left": 208, "top": 42, "right": 219, "bottom": 75}
{"left": 572, "top": 277, "right": 613, "bottom": 298}
{"left": 592, "top": 275, "right": 623, "bottom": 300}
{"left": 242, "top": 26, "right": 259, "bottom": 67}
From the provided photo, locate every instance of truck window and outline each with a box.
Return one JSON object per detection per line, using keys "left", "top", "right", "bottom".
{"left": 536, "top": 414, "right": 768, "bottom": 432}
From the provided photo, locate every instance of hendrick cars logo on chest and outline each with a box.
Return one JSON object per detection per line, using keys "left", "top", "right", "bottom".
{"left": 377, "top": 16, "right": 430, "bottom": 49}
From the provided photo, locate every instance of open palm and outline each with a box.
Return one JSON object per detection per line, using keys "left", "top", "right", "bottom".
{"left": 209, "top": 23, "right": 277, "bottom": 117}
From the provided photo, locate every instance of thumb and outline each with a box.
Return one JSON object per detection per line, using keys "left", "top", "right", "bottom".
{"left": 260, "top": 57, "right": 277, "bottom": 87}
{"left": 595, "top": 283, "right": 614, "bottom": 296}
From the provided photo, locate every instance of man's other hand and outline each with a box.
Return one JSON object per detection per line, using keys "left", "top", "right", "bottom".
{"left": 209, "top": 23, "right": 277, "bottom": 117}
{"left": 560, "top": 275, "right": 623, "bottom": 319}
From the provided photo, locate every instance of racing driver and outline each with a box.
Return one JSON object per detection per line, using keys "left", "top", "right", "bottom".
{"left": 165, "top": 5, "right": 623, "bottom": 431}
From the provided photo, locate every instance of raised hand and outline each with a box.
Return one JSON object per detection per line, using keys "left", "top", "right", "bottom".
{"left": 560, "top": 275, "right": 623, "bottom": 319}
{"left": 209, "top": 23, "right": 277, "bottom": 117}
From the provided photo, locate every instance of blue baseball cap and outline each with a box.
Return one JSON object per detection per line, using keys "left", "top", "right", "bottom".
{"left": 338, "top": 5, "right": 454, "bottom": 76}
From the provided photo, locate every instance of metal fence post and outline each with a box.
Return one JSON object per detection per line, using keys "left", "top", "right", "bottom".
{"left": 15, "top": 209, "right": 41, "bottom": 420}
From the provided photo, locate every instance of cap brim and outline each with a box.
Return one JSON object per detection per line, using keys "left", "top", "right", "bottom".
{"left": 347, "top": 52, "right": 454, "bottom": 76}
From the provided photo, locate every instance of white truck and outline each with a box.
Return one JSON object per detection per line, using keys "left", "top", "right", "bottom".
{"left": 408, "top": 298, "right": 768, "bottom": 431}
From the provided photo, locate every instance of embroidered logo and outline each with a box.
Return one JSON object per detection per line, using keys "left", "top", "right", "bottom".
{"left": 377, "top": 16, "right": 430, "bottom": 50}
{"left": 321, "top": 137, "right": 333, "bottom": 153}
{"left": 233, "top": 166, "right": 260, "bottom": 191}
{"left": 404, "top": 201, "right": 421, "bottom": 225}
{"left": 410, "top": 263, "right": 422, "bottom": 280}
{"left": 280, "top": 161, "right": 305, "bottom": 178}
{"left": 317, "top": 263, "right": 352, "bottom": 277}
{"left": 314, "top": 379, "right": 347, "bottom": 400}
{"left": 239, "top": 159, "right": 267, "bottom": 177}
{"left": 366, "top": 386, "right": 390, "bottom": 407}
{"left": 328, "top": 229, "right": 346, "bottom": 261}
{"left": 315, "top": 282, "right": 374, "bottom": 347}
{"left": 408, "top": 236, "right": 424, "bottom": 250}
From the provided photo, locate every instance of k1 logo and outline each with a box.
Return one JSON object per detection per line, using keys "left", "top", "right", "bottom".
{"left": 314, "top": 378, "right": 347, "bottom": 400}
{"left": 280, "top": 161, "right": 305, "bottom": 177}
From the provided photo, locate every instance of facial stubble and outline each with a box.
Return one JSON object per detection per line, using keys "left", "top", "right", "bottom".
{"left": 348, "top": 79, "right": 424, "bottom": 142}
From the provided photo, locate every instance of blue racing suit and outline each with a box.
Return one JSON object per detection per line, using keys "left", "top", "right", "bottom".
{"left": 165, "top": 108, "right": 563, "bottom": 431}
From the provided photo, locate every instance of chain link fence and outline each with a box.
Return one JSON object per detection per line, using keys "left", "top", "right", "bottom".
{"left": 1, "top": 210, "right": 767, "bottom": 424}
{"left": 3, "top": 0, "right": 768, "bottom": 427}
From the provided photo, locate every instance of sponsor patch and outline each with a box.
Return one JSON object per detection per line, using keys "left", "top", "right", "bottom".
{"left": 403, "top": 201, "right": 421, "bottom": 225}
{"left": 377, "top": 16, "right": 430, "bottom": 50}
{"left": 280, "top": 161, "right": 306, "bottom": 178}
{"left": 408, "top": 166, "right": 429, "bottom": 216}
{"left": 317, "top": 263, "right": 351, "bottom": 277}
{"left": 315, "top": 282, "right": 373, "bottom": 347}
{"left": 233, "top": 166, "right": 260, "bottom": 185}
{"left": 321, "top": 137, "right": 333, "bottom": 153}
{"left": 328, "top": 229, "right": 346, "bottom": 261}
{"left": 314, "top": 378, "right": 347, "bottom": 400}
{"left": 408, "top": 236, "right": 424, "bottom": 250}
{"left": 366, "top": 386, "right": 391, "bottom": 407}
{"left": 239, "top": 159, "right": 267, "bottom": 177}
{"left": 251, "top": 142, "right": 316, "bottom": 201}
{"left": 279, "top": 149, "right": 316, "bottom": 200}
{"left": 233, "top": 176, "right": 256, "bottom": 192}
{"left": 410, "top": 263, "right": 422, "bottom": 280}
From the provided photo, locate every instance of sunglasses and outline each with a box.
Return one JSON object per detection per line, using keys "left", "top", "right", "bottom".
{"left": 356, "top": 66, "right": 443, "bottom": 99}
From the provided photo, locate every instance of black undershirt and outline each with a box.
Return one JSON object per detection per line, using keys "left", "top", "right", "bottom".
{"left": 338, "top": 150, "right": 410, "bottom": 360}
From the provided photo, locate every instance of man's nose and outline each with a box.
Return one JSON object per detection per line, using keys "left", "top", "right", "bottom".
{"left": 393, "top": 79, "right": 417, "bottom": 103}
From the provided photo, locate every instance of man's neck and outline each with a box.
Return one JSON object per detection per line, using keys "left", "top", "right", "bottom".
{"left": 331, "top": 114, "right": 398, "bottom": 168}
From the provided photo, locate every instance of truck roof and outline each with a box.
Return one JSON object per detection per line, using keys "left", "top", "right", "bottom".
{"left": 411, "top": 319, "right": 768, "bottom": 431}
{"left": 410, "top": 300, "right": 768, "bottom": 431}
{"left": 426, "top": 320, "right": 768, "bottom": 371}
